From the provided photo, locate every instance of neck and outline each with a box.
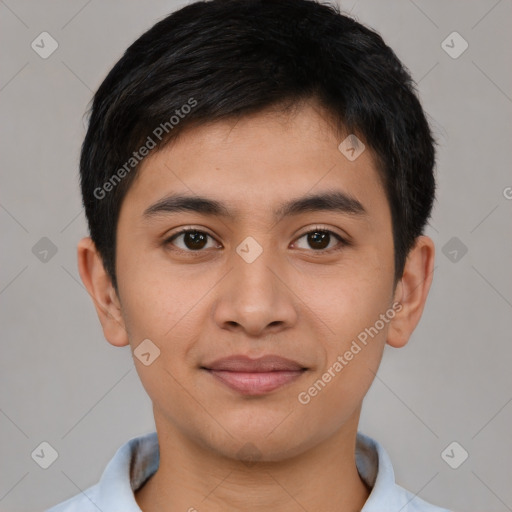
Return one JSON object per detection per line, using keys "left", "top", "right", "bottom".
{"left": 136, "top": 408, "right": 370, "bottom": 512}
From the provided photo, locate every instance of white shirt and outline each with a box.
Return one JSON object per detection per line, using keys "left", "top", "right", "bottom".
{"left": 46, "top": 431, "right": 451, "bottom": 511}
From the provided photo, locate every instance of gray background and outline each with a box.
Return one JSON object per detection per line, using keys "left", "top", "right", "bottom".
{"left": 1, "top": 0, "right": 511, "bottom": 511}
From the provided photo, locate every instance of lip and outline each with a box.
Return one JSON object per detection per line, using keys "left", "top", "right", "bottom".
{"left": 204, "top": 354, "right": 306, "bottom": 372}
{"left": 201, "top": 355, "right": 307, "bottom": 395}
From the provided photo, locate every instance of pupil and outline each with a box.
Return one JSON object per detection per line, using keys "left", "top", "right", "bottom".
{"left": 309, "top": 231, "right": 329, "bottom": 250}
{"left": 185, "top": 231, "right": 207, "bottom": 250}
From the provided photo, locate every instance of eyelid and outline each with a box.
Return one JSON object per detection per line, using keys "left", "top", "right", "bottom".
{"left": 166, "top": 225, "right": 216, "bottom": 240}
{"left": 294, "top": 224, "right": 349, "bottom": 242}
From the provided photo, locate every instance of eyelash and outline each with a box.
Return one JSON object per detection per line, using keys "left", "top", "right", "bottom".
{"left": 164, "top": 226, "right": 349, "bottom": 255}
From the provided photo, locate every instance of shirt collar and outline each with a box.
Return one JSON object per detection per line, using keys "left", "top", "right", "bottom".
{"left": 92, "top": 431, "right": 417, "bottom": 511}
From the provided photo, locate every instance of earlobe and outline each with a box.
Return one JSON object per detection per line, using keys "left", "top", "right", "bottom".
{"left": 77, "top": 237, "right": 130, "bottom": 347}
{"left": 386, "top": 236, "right": 435, "bottom": 349}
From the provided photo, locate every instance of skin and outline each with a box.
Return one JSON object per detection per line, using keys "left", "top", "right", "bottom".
{"left": 78, "top": 101, "right": 435, "bottom": 512}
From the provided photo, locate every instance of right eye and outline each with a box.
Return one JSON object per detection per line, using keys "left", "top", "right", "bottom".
{"left": 164, "top": 229, "right": 221, "bottom": 252}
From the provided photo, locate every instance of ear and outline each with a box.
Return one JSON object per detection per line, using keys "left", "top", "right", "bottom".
{"left": 77, "top": 236, "right": 129, "bottom": 347}
{"left": 387, "top": 235, "right": 435, "bottom": 348}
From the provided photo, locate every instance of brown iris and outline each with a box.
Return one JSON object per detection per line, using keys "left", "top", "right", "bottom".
{"left": 307, "top": 231, "right": 330, "bottom": 250}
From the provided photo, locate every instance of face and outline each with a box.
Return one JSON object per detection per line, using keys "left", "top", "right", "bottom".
{"left": 113, "top": 102, "right": 398, "bottom": 461}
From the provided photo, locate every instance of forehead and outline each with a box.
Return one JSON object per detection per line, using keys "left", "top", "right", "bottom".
{"left": 119, "top": 103, "right": 389, "bottom": 225}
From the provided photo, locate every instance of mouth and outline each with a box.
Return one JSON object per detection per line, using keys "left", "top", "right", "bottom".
{"left": 201, "top": 354, "right": 308, "bottom": 395}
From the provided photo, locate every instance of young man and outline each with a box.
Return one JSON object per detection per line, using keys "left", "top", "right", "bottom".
{"left": 47, "top": 0, "right": 451, "bottom": 510}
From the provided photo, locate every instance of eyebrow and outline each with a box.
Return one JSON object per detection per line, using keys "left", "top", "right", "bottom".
{"left": 142, "top": 190, "right": 367, "bottom": 222}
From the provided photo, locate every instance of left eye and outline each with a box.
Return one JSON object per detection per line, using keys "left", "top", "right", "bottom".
{"left": 293, "top": 229, "right": 345, "bottom": 251}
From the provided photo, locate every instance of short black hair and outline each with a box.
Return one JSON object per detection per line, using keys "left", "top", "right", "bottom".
{"left": 80, "top": 0, "right": 437, "bottom": 292}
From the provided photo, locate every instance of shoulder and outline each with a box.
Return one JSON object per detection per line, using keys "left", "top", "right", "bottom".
{"left": 44, "top": 484, "right": 101, "bottom": 512}
{"left": 43, "top": 431, "right": 158, "bottom": 512}
{"left": 356, "top": 432, "right": 453, "bottom": 512}
{"left": 393, "top": 483, "right": 453, "bottom": 512}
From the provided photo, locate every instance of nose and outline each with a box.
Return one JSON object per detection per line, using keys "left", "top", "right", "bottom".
{"left": 212, "top": 241, "right": 298, "bottom": 337}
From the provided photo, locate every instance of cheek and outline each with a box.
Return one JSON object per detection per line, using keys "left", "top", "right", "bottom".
{"left": 296, "top": 288, "right": 392, "bottom": 437}
{"left": 117, "top": 246, "right": 197, "bottom": 337}
{"left": 119, "top": 271, "right": 203, "bottom": 414}
{"left": 297, "top": 262, "right": 393, "bottom": 405}
{"left": 307, "top": 261, "right": 393, "bottom": 344}
{"left": 118, "top": 263, "right": 214, "bottom": 387}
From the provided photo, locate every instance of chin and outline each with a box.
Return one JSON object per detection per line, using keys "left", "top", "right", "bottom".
{"left": 198, "top": 421, "right": 318, "bottom": 464}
